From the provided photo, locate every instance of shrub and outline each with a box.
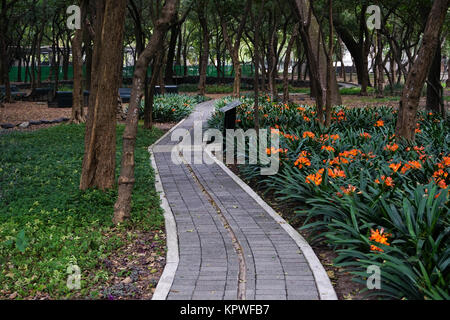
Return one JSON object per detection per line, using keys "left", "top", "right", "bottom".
{"left": 138, "top": 93, "right": 207, "bottom": 122}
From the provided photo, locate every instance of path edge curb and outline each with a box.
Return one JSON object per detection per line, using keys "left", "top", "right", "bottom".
{"left": 204, "top": 149, "right": 338, "bottom": 300}
{"left": 149, "top": 118, "right": 187, "bottom": 300}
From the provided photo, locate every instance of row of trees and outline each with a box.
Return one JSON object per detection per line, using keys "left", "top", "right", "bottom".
{"left": 0, "top": 0, "right": 448, "bottom": 223}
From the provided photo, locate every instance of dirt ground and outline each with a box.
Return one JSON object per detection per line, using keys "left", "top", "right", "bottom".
{"left": 0, "top": 101, "right": 176, "bottom": 134}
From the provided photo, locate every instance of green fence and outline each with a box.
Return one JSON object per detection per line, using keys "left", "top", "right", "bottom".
{"left": 9, "top": 64, "right": 255, "bottom": 82}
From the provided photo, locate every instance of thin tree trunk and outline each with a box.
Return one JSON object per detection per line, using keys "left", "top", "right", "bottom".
{"left": 71, "top": 23, "right": 85, "bottom": 123}
{"left": 197, "top": 0, "right": 209, "bottom": 96}
{"left": 113, "top": 0, "right": 177, "bottom": 224}
{"left": 395, "top": 0, "right": 448, "bottom": 141}
{"left": 325, "top": 0, "right": 334, "bottom": 127}
{"left": 426, "top": 44, "right": 443, "bottom": 112}
{"left": 144, "top": 51, "right": 163, "bottom": 129}
{"left": 283, "top": 24, "right": 299, "bottom": 103}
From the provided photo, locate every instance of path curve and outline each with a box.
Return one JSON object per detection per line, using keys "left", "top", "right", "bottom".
{"left": 151, "top": 100, "right": 337, "bottom": 300}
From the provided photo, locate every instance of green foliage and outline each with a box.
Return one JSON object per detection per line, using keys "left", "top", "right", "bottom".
{"left": 138, "top": 93, "right": 208, "bottom": 122}
{"left": 0, "top": 123, "right": 165, "bottom": 299}
{"left": 339, "top": 87, "right": 376, "bottom": 95}
{"left": 209, "top": 96, "right": 450, "bottom": 299}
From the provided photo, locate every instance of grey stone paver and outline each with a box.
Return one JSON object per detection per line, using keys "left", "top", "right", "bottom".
{"left": 153, "top": 100, "right": 320, "bottom": 300}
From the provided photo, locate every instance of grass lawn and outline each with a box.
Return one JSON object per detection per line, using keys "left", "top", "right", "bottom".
{"left": 0, "top": 124, "right": 165, "bottom": 299}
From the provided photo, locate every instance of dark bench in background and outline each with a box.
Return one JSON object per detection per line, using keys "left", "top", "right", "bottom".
{"left": 0, "top": 85, "right": 27, "bottom": 100}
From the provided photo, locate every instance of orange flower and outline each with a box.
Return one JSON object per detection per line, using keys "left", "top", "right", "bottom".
{"left": 389, "top": 163, "right": 402, "bottom": 173}
{"left": 384, "top": 143, "right": 399, "bottom": 152}
{"left": 437, "top": 180, "right": 448, "bottom": 189}
{"left": 370, "top": 228, "right": 391, "bottom": 253}
{"left": 303, "top": 131, "right": 315, "bottom": 139}
{"left": 303, "top": 116, "right": 311, "bottom": 122}
{"left": 306, "top": 169, "right": 325, "bottom": 186}
{"left": 374, "top": 120, "right": 384, "bottom": 127}
{"left": 337, "top": 184, "right": 357, "bottom": 197}
{"left": 321, "top": 145, "right": 335, "bottom": 152}
{"left": 360, "top": 132, "right": 372, "bottom": 139}
{"left": 294, "top": 156, "right": 311, "bottom": 169}
{"left": 330, "top": 134, "right": 340, "bottom": 141}
{"left": 408, "top": 160, "right": 422, "bottom": 170}
{"left": 375, "top": 175, "right": 394, "bottom": 187}
{"left": 264, "top": 114, "right": 269, "bottom": 118}
{"left": 328, "top": 168, "right": 346, "bottom": 179}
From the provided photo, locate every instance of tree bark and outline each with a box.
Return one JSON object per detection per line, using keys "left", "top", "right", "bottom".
{"left": 426, "top": 44, "right": 443, "bottom": 113}
{"left": 218, "top": 0, "right": 252, "bottom": 98}
{"left": 197, "top": 0, "right": 209, "bottom": 96}
{"left": 113, "top": 0, "right": 177, "bottom": 224}
{"left": 283, "top": 24, "right": 299, "bottom": 103}
{"left": 395, "top": 0, "right": 448, "bottom": 141}
{"left": 144, "top": 51, "right": 163, "bottom": 129}
{"left": 291, "top": 0, "right": 341, "bottom": 110}
{"left": 80, "top": 0, "right": 126, "bottom": 191}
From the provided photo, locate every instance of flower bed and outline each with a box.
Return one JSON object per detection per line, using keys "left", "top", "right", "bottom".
{"left": 209, "top": 96, "right": 449, "bottom": 299}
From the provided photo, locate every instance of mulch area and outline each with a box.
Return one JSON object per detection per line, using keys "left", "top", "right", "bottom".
{"left": 226, "top": 164, "right": 370, "bottom": 300}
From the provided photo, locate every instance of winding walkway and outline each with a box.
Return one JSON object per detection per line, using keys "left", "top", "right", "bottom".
{"left": 150, "top": 100, "right": 336, "bottom": 300}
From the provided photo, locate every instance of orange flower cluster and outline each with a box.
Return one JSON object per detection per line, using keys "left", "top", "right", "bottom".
{"left": 303, "top": 131, "right": 315, "bottom": 139}
{"left": 433, "top": 169, "right": 448, "bottom": 189}
{"left": 336, "top": 184, "right": 357, "bottom": 197}
{"left": 375, "top": 175, "right": 395, "bottom": 187}
{"left": 306, "top": 168, "right": 325, "bottom": 186}
{"left": 294, "top": 151, "right": 311, "bottom": 169}
{"left": 360, "top": 132, "right": 372, "bottom": 139}
{"left": 384, "top": 143, "right": 399, "bottom": 152}
{"left": 437, "top": 156, "right": 450, "bottom": 169}
{"left": 318, "top": 134, "right": 340, "bottom": 144}
{"left": 321, "top": 145, "right": 335, "bottom": 152}
{"left": 400, "top": 160, "right": 422, "bottom": 174}
{"left": 270, "top": 126, "right": 299, "bottom": 141}
{"left": 389, "top": 162, "right": 401, "bottom": 173}
{"left": 374, "top": 120, "right": 384, "bottom": 127}
{"left": 266, "top": 147, "right": 288, "bottom": 155}
{"left": 327, "top": 168, "right": 346, "bottom": 179}
{"left": 332, "top": 110, "right": 347, "bottom": 122}
{"left": 370, "top": 228, "right": 391, "bottom": 252}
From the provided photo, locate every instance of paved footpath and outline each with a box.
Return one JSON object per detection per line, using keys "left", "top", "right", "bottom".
{"left": 151, "top": 100, "right": 335, "bottom": 300}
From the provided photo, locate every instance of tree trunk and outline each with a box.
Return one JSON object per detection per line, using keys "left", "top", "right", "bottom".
{"left": 165, "top": 24, "right": 179, "bottom": 85}
{"left": 253, "top": 0, "right": 265, "bottom": 134}
{"left": 376, "top": 31, "right": 384, "bottom": 98}
{"left": 71, "top": 26, "right": 85, "bottom": 123}
{"left": 395, "top": 0, "right": 448, "bottom": 141}
{"left": 80, "top": 0, "right": 126, "bottom": 191}
{"left": 197, "top": 0, "right": 209, "bottom": 96}
{"left": 325, "top": 0, "right": 334, "bottom": 127}
{"left": 426, "top": 44, "right": 443, "bottom": 113}
{"left": 292, "top": 0, "right": 341, "bottom": 109}
{"left": 144, "top": 52, "right": 163, "bottom": 129}
{"left": 113, "top": 0, "right": 177, "bottom": 224}
{"left": 283, "top": 24, "right": 299, "bottom": 103}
